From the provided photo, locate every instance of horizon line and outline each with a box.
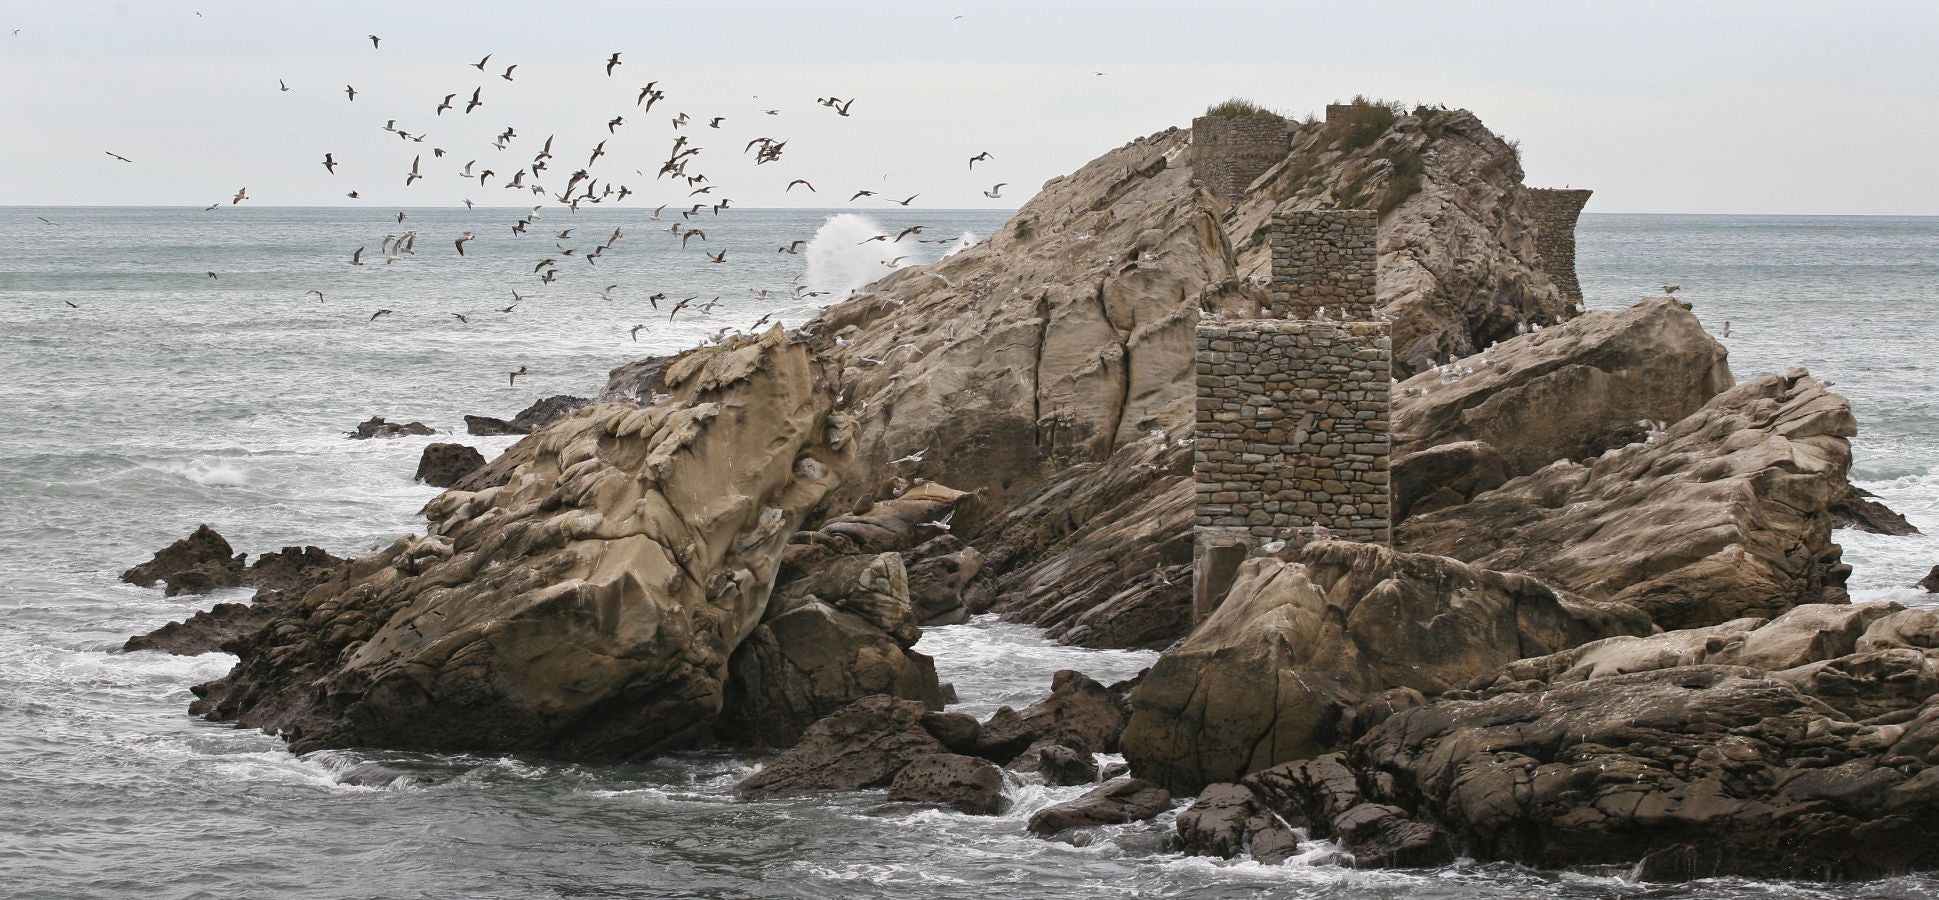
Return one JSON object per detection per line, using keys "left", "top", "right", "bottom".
{"left": 4, "top": 205, "right": 1937, "bottom": 218}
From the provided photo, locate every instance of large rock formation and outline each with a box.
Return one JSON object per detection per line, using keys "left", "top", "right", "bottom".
{"left": 1227, "top": 103, "right": 1581, "bottom": 375}
{"left": 1267, "top": 602, "right": 1939, "bottom": 879}
{"left": 1120, "top": 541, "right": 1649, "bottom": 793}
{"left": 1391, "top": 297, "right": 1732, "bottom": 519}
{"left": 192, "top": 328, "right": 863, "bottom": 755}
{"left": 1400, "top": 369, "right": 1856, "bottom": 630}
{"left": 121, "top": 524, "right": 245, "bottom": 596}
{"left": 126, "top": 544, "right": 345, "bottom": 655}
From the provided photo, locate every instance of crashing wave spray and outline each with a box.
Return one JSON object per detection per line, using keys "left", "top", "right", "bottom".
{"left": 803, "top": 213, "right": 916, "bottom": 297}
{"left": 943, "top": 231, "right": 979, "bottom": 258}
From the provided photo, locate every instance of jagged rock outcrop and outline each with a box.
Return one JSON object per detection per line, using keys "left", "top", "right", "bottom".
{"left": 1228, "top": 104, "right": 1581, "bottom": 375}
{"left": 1391, "top": 297, "right": 1733, "bottom": 519}
{"left": 1121, "top": 541, "right": 1651, "bottom": 794}
{"left": 192, "top": 328, "right": 861, "bottom": 755}
{"left": 348, "top": 416, "right": 433, "bottom": 439}
{"left": 121, "top": 524, "right": 245, "bottom": 596}
{"left": 463, "top": 396, "right": 594, "bottom": 438}
{"left": 126, "top": 545, "right": 345, "bottom": 655}
{"left": 1832, "top": 485, "right": 1921, "bottom": 535}
{"left": 463, "top": 415, "right": 523, "bottom": 436}
{"left": 887, "top": 753, "right": 1006, "bottom": 815}
{"left": 1923, "top": 566, "right": 1939, "bottom": 593}
{"left": 1172, "top": 782, "right": 1302, "bottom": 865}
{"left": 1401, "top": 369, "right": 1857, "bottom": 630}
{"left": 970, "top": 670, "right": 1131, "bottom": 764}
{"left": 414, "top": 442, "right": 485, "bottom": 488}
{"left": 1273, "top": 602, "right": 1939, "bottom": 879}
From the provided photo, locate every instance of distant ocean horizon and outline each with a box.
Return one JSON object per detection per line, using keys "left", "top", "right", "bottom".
{"left": 1, "top": 207, "right": 1934, "bottom": 899}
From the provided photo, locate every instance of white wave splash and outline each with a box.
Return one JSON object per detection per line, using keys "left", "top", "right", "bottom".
{"left": 804, "top": 214, "right": 915, "bottom": 298}
{"left": 155, "top": 458, "right": 250, "bottom": 487}
{"left": 943, "top": 231, "right": 980, "bottom": 258}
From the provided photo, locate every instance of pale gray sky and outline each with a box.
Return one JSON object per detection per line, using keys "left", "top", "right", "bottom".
{"left": 2, "top": 1, "right": 1935, "bottom": 213}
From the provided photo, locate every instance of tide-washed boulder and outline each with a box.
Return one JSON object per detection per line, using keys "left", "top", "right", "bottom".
{"left": 887, "top": 753, "right": 1006, "bottom": 815}
{"left": 1172, "top": 782, "right": 1302, "bottom": 865}
{"left": 511, "top": 394, "right": 592, "bottom": 432}
{"left": 1272, "top": 602, "right": 1939, "bottom": 879}
{"left": 972, "top": 670, "right": 1131, "bottom": 764}
{"left": 463, "top": 415, "right": 523, "bottom": 436}
{"left": 1400, "top": 369, "right": 1857, "bottom": 630}
{"left": 191, "top": 328, "right": 854, "bottom": 755}
{"left": 1121, "top": 540, "right": 1650, "bottom": 794}
{"left": 348, "top": 416, "right": 433, "bottom": 439}
{"left": 1036, "top": 744, "right": 1101, "bottom": 786}
{"left": 716, "top": 553, "right": 945, "bottom": 748}
{"left": 736, "top": 695, "right": 947, "bottom": 799}
{"left": 1922, "top": 566, "right": 1939, "bottom": 593}
{"left": 414, "top": 442, "right": 485, "bottom": 488}
{"left": 1027, "top": 777, "right": 1173, "bottom": 837}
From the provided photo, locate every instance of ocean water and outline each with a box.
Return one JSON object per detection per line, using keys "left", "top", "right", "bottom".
{"left": 0, "top": 208, "right": 1935, "bottom": 899}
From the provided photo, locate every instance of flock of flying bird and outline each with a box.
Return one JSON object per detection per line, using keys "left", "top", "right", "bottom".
{"left": 66, "top": 31, "right": 1013, "bottom": 387}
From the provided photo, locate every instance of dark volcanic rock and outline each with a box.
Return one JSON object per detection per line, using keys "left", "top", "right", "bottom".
{"left": 511, "top": 394, "right": 591, "bottom": 431}
{"left": 125, "top": 545, "right": 344, "bottom": 655}
{"left": 972, "top": 670, "right": 1129, "bottom": 764}
{"left": 348, "top": 416, "right": 434, "bottom": 439}
{"left": 1026, "top": 777, "right": 1173, "bottom": 837}
{"left": 124, "top": 601, "right": 274, "bottom": 655}
{"left": 1831, "top": 485, "right": 1921, "bottom": 535}
{"left": 413, "top": 442, "right": 486, "bottom": 488}
{"left": 462, "top": 415, "right": 523, "bottom": 436}
{"left": 245, "top": 546, "right": 344, "bottom": 597}
{"left": 1173, "top": 782, "right": 1303, "bottom": 865}
{"left": 735, "top": 696, "right": 948, "bottom": 799}
{"left": 1922, "top": 566, "right": 1939, "bottom": 593}
{"left": 121, "top": 524, "right": 246, "bottom": 596}
{"left": 919, "top": 711, "right": 982, "bottom": 754}
{"left": 887, "top": 753, "right": 1006, "bottom": 814}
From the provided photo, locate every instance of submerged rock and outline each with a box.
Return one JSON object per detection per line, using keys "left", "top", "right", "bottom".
{"left": 347, "top": 416, "right": 433, "bottom": 439}
{"left": 736, "top": 695, "right": 947, "bottom": 799}
{"left": 1026, "top": 777, "right": 1173, "bottom": 837}
{"left": 120, "top": 524, "right": 246, "bottom": 596}
{"left": 1121, "top": 540, "right": 1648, "bottom": 794}
{"left": 413, "top": 442, "right": 485, "bottom": 488}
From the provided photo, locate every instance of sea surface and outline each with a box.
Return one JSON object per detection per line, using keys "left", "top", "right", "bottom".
{"left": 0, "top": 208, "right": 1934, "bottom": 899}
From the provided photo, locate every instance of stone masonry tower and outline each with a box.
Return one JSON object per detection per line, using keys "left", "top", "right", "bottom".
{"left": 1193, "top": 210, "right": 1392, "bottom": 618}
{"left": 1190, "top": 112, "right": 1294, "bottom": 205}
{"left": 1524, "top": 188, "right": 1593, "bottom": 305}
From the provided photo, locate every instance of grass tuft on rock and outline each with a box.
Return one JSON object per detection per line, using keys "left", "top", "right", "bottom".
{"left": 1203, "top": 97, "right": 1281, "bottom": 118}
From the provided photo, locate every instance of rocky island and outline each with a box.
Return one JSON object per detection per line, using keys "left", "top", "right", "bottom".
{"left": 129, "top": 98, "right": 1933, "bottom": 880}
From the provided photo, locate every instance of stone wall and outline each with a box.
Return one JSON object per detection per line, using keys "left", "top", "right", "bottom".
{"left": 1194, "top": 320, "right": 1392, "bottom": 548}
{"left": 1265, "top": 210, "right": 1378, "bottom": 320}
{"left": 1190, "top": 113, "right": 1293, "bottom": 204}
{"left": 1525, "top": 188, "right": 1593, "bottom": 305}
{"left": 1324, "top": 104, "right": 1357, "bottom": 123}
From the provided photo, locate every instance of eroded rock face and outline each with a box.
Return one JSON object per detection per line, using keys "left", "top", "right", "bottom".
{"left": 1274, "top": 601, "right": 1939, "bottom": 879}
{"left": 414, "top": 442, "right": 485, "bottom": 488}
{"left": 1922, "top": 566, "right": 1939, "bottom": 593}
{"left": 193, "top": 328, "right": 852, "bottom": 755}
{"left": 125, "top": 545, "right": 345, "bottom": 655}
{"left": 1173, "top": 782, "right": 1304, "bottom": 866}
{"left": 1392, "top": 297, "right": 1733, "bottom": 506}
{"left": 1120, "top": 541, "right": 1650, "bottom": 794}
{"left": 1228, "top": 107, "right": 1579, "bottom": 375}
{"left": 511, "top": 394, "right": 592, "bottom": 432}
{"left": 121, "top": 524, "right": 245, "bottom": 596}
{"left": 348, "top": 416, "right": 433, "bottom": 439}
{"left": 972, "top": 670, "right": 1130, "bottom": 764}
{"left": 1400, "top": 369, "right": 1857, "bottom": 630}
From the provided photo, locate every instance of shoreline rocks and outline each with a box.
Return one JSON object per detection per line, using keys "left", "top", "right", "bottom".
{"left": 120, "top": 524, "right": 245, "bottom": 596}
{"left": 347, "top": 416, "right": 433, "bottom": 439}
{"left": 413, "top": 442, "right": 485, "bottom": 488}
{"left": 125, "top": 539, "right": 345, "bottom": 655}
{"left": 1831, "top": 484, "right": 1921, "bottom": 536}
{"left": 1026, "top": 777, "right": 1173, "bottom": 837}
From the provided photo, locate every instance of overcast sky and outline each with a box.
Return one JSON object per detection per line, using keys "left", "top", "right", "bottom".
{"left": 2, "top": 1, "right": 1935, "bottom": 213}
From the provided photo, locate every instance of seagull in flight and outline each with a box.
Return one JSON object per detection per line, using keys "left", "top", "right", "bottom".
{"left": 105, "top": 151, "right": 133, "bottom": 163}
{"left": 605, "top": 52, "right": 622, "bottom": 76}
{"left": 968, "top": 151, "right": 992, "bottom": 169}
{"left": 368, "top": 34, "right": 381, "bottom": 49}
{"left": 983, "top": 183, "right": 1007, "bottom": 198}
{"left": 509, "top": 365, "right": 527, "bottom": 386}
{"left": 454, "top": 231, "right": 474, "bottom": 255}
{"left": 369, "top": 309, "right": 393, "bottom": 321}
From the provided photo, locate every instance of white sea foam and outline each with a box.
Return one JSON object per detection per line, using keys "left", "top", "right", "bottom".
{"left": 943, "top": 231, "right": 980, "bottom": 258}
{"left": 803, "top": 213, "right": 917, "bottom": 298}
{"left": 154, "top": 458, "right": 250, "bottom": 487}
